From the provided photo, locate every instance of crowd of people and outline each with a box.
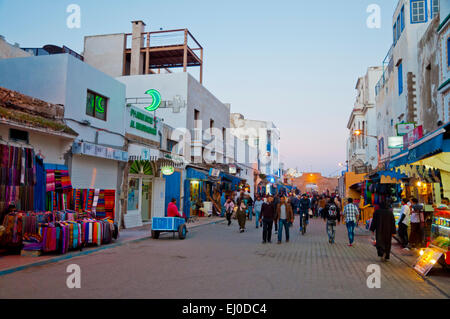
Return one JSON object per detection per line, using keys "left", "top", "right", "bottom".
{"left": 167, "top": 188, "right": 433, "bottom": 263}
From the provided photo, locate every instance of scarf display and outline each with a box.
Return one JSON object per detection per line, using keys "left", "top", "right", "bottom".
{"left": 0, "top": 144, "right": 36, "bottom": 213}
{"left": 71, "top": 189, "right": 115, "bottom": 219}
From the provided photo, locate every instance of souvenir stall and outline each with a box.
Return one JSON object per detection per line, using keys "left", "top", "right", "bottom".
{"left": 360, "top": 170, "right": 405, "bottom": 230}
{"left": 388, "top": 122, "right": 450, "bottom": 269}
{"left": 0, "top": 146, "right": 119, "bottom": 257}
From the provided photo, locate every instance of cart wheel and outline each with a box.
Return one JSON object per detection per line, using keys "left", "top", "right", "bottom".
{"left": 151, "top": 230, "right": 160, "bottom": 239}
{"left": 178, "top": 224, "right": 187, "bottom": 240}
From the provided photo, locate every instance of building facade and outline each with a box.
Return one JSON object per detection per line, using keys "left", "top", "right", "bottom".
{"left": 347, "top": 67, "right": 383, "bottom": 172}
{"left": 0, "top": 53, "right": 128, "bottom": 224}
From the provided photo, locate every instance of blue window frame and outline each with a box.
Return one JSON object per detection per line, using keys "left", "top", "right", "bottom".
{"left": 398, "top": 62, "right": 403, "bottom": 95}
{"left": 448, "top": 37, "right": 450, "bottom": 67}
{"left": 401, "top": 6, "right": 405, "bottom": 31}
{"left": 432, "top": 0, "right": 439, "bottom": 18}
{"left": 411, "top": 0, "right": 427, "bottom": 23}
{"left": 393, "top": 22, "right": 397, "bottom": 45}
{"left": 397, "top": 15, "right": 401, "bottom": 40}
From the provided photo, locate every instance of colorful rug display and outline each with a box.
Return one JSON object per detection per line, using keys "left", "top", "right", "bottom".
{"left": 0, "top": 144, "right": 36, "bottom": 213}
{"left": 45, "top": 165, "right": 73, "bottom": 211}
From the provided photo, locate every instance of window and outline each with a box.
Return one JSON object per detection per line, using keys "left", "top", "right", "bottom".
{"left": 398, "top": 62, "right": 403, "bottom": 95}
{"left": 9, "top": 128, "right": 28, "bottom": 143}
{"left": 393, "top": 22, "right": 397, "bottom": 44}
{"left": 448, "top": 37, "right": 450, "bottom": 67}
{"left": 396, "top": 15, "right": 401, "bottom": 40}
{"left": 432, "top": 0, "right": 439, "bottom": 18}
{"left": 86, "top": 90, "right": 107, "bottom": 121}
{"left": 411, "top": 0, "right": 427, "bottom": 23}
{"left": 401, "top": 6, "right": 405, "bottom": 31}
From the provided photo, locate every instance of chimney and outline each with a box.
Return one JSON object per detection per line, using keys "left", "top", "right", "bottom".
{"left": 130, "top": 20, "right": 146, "bottom": 75}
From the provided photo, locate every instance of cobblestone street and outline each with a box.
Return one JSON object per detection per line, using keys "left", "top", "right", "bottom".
{"left": 0, "top": 217, "right": 447, "bottom": 299}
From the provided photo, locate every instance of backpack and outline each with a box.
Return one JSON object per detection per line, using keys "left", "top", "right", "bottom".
{"left": 328, "top": 205, "right": 337, "bottom": 218}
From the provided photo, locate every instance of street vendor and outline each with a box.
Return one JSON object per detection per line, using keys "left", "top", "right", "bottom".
{"left": 167, "top": 198, "right": 187, "bottom": 221}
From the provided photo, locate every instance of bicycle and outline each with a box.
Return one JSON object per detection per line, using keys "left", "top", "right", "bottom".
{"left": 301, "top": 214, "right": 307, "bottom": 235}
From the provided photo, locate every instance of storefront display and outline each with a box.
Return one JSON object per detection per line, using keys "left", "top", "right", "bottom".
{"left": 430, "top": 208, "right": 450, "bottom": 265}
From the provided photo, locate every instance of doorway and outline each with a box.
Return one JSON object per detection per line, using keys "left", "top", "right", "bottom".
{"left": 141, "top": 179, "right": 152, "bottom": 221}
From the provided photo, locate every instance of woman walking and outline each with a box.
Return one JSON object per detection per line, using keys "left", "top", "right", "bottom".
{"left": 370, "top": 198, "right": 396, "bottom": 262}
{"left": 236, "top": 201, "right": 247, "bottom": 233}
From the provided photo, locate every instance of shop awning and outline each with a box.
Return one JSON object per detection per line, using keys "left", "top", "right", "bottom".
{"left": 389, "top": 123, "right": 450, "bottom": 169}
{"left": 186, "top": 166, "right": 208, "bottom": 181}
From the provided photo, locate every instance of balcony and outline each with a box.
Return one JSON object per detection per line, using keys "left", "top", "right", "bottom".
{"left": 125, "top": 28, "right": 203, "bottom": 81}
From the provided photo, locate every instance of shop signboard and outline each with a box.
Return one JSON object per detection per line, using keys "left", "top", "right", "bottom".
{"left": 229, "top": 165, "right": 237, "bottom": 174}
{"left": 128, "top": 144, "right": 160, "bottom": 161}
{"left": 403, "top": 125, "right": 423, "bottom": 149}
{"left": 414, "top": 248, "right": 443, "bottom": 276}
{"left": 388, "top": 136, "right": 404, "bottom": 149}
{"left": 72, "top": 141, "right": 128, "bottom": 162}
{"left": 396, "top": 123, "right": 415, "bottom": 136}
{"left": 209, "top": 168, "right": 220, "bottom": 177}
{"left": 161, "top": 166, "right": 175, "bottom": 176}
{"left": 127, "top": 106, "right": 160, "bottom": 141}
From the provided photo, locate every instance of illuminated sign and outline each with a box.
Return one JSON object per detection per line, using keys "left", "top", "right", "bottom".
{"left": 161, "top": 166, "right": 175, "bottom": 176}
{"left": 414, "top": 248, "right": 443, "bottom": 276}
{"left": 396, "top": 122, "right": 415, "bottom": 136}
{"left": 145, "top": 89, "right": 162, "bottom": 112}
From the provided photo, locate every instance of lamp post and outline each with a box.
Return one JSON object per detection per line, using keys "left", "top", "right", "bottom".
{"left": 353, "top": 130, "right": 378, "bottom": 139}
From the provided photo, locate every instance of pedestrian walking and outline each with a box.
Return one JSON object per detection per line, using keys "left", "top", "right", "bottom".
{"left": 236, "top": 201, "right": 247, "bottom": 233}
{"left": 334, "top": 196, "right": 342, "bottom": 224}
{"left": 325, "top": 198, "right": 338, "bottom": 244}
{"left": 254, "top": 195, "right": 264, "bottom": 229}
{"left": 260, "top": 196, "right": 276, "bottom": 243}
{"left": 369, "top": 198, "right": 396, "bottom": 262}
{"left": 273, "top": 195, "right": 280, "bottom": 233}
{"left": 246, "top": 191, "right": 254, "bottom": 221}
{"left": 224, "top": 197, "right": 234, "bottom": 226}
{"left": 276, "top": 196, "right": 294, "bottom": 244}
{"left": 343, "top": 198, "right": 359, "bottom": 246}
{"left": 398, "top": 198, "right": 410, "bottom": 249}
{"left": 409, "top": 198, "right": 424, "bottom": 249}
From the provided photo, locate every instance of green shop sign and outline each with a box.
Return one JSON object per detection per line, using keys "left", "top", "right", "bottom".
{"left": 130, "top": 108, "right": 158, "bottom": 136}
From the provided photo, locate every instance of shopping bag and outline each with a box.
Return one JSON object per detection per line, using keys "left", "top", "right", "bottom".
{"left": 308, "top": 209, "right": 313, "bottom": 216}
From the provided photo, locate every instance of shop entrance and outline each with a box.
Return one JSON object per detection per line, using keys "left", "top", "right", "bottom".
{"left": 141, "top": 179, "right": 152, "bottom": 222}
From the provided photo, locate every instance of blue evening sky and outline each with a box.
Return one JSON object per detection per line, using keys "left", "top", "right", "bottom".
{"left": 0, "top": 0, "right": 398, "bottom": 176}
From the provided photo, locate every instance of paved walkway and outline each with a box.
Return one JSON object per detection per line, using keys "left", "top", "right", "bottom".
{"left": 0, "top": 216, "right": 224, "bottom": 275}
{"left": 0, "top": 217, "right": 448, "bottom": 298}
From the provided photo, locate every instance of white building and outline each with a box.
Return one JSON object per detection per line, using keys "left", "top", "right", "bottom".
{"left": 230, "top": 113, "right": 281, "bottom": 178}
{"left": 375, "top": 0, "right": 438, "bottom": 164}
{"left": 0, "top": 35, "right": 31, "bottom": 59}
{"left": 437, "top": 0, "right": 450, "bottom": 117}
{"left": 0, "top": 53, "right": 128, "bottom": 224}
{"left": 347, "top": 67, "right": 383, "bottom": 172}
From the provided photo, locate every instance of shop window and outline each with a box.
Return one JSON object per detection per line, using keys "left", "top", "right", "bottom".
{"left": 127, "top": 178, "right": 140, "bottom": 211}
{"left": 86, "top": 90, "right": 108, "bottom": 121}
{"left": 9, "top": 128, "right": 29, "bottom": 143}
{"left": 410, "top": 0, "right": 427, "bottom": 23}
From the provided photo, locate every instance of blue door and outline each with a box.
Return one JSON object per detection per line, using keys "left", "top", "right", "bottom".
{"left": 164, "top": 171, "right": 181, "bottom": 216}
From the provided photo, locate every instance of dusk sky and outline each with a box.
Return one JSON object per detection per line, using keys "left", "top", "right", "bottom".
{"left": 0, "top": 0, "right": 398, "bottom": 176}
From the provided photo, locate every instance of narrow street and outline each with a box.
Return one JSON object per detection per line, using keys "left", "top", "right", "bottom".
{"left": 0, "top": 217, "right": 446, "bottom": 299}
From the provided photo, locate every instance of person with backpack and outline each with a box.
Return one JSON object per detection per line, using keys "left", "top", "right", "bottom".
{"left": 298, "top": 194, "right": 311, "bottom": 232}
{"left": 324, "top": 198, "right": 338, "bottom": 244}
{"left": 224, "top": 197, "right": 235, "bottom": 226}
{"left": 343, "top": 198, "right": 359, "bottom": 247}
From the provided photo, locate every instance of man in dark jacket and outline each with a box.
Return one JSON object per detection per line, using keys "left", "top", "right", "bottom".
{"left": 370, "top": 199, "right": 396, "bottom": 261}
{"left": 298, "top": 194, "right": 310, "bottom": 232}
{"left": 272, "top": 195, "right": 280, "bottom": 233}
{"left": 259, "top": 196, "right": 276, "bottom": 244}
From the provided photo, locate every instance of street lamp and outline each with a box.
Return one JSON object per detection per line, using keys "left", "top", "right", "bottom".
{"left": 353, "top": 130, "right": 378, "bottom": 139}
